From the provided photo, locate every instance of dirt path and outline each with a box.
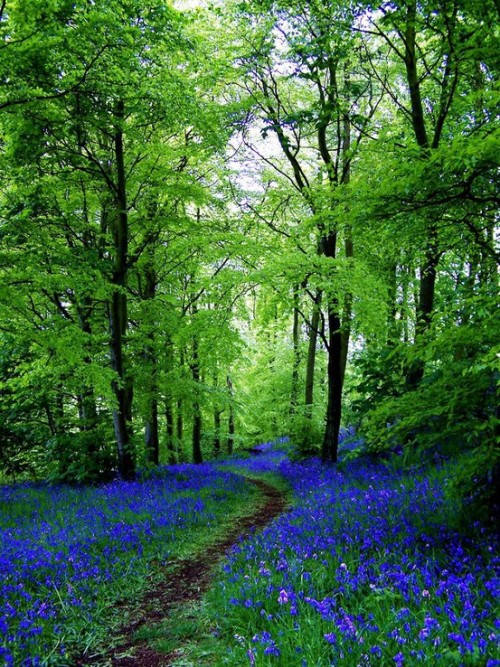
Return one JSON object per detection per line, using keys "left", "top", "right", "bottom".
{"left": 84, "top": 477, "right": 287, "bottom": 667}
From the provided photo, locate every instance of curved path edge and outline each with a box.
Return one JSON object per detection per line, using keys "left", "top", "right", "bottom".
{"left": 80, "top": 476, "right": 288, "bottom": 667}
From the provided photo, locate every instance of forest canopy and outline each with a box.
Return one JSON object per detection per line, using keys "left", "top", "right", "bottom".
{"left": 0, "top": 0, "right": 498, "bottom": 512}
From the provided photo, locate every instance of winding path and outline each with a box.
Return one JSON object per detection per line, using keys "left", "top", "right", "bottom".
{"left": 86, "top": 477, "right": 287, "bottom": 667}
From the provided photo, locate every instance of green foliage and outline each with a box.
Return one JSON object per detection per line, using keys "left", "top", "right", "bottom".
{"left": 46, "top": 429, "right": 116, "bottom": 484}
{"left": 445, "top": 445, "right": 500, "bottom": 529}
{"left": 353, "top": 291, "right": 499, "bottom": 519}
{"left": 0, "top": 0, "right": 498, "bottom": 489}
{"left": 289, "top": 410, "right": 324, "bottom": 459}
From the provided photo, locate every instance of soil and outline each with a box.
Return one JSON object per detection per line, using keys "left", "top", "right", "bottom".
{"left": 79, "top": 477, "right": 287, "bottom": 667}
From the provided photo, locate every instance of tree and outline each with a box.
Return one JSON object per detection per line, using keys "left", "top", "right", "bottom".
{"left": 0, "top": 0, "right": 239, "bottom": 478}
{"left": 223, "top": 0, "right": 384, "bottom": 460}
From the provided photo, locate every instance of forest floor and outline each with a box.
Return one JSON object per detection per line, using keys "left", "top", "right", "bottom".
{"left": 3, "top": 448, "right": 499, "bottom": 665}
{"left": 84, "top": 477, "right": 288, "bottom": 667}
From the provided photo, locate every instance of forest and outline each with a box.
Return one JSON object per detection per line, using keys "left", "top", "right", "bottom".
{"left": 0, "top": 0, "right": 498, "bottom": 665}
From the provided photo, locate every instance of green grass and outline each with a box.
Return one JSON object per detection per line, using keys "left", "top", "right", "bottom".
{"left": 123, "top": 470, "right": 292, "bottom": 666}
{"left": 0, "top": 468, "right": 264, "bottom": 665}
{"left": 81, "top": 477, "right": 272, "bottom": 664}
{"left": 131, "top": 604, "right": 221, "bottom": 662}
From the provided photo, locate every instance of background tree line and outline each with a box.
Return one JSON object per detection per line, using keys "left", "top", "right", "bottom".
{"left": 0, "top": 0, "right": 498, "bottom": 512}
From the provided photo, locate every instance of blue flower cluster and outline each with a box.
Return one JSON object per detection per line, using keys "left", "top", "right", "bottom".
{"left": 0, "top": 465, "right": 249, "bottom": 666}
{"left": 217, "top": 442, "right": 289, "bottom": 475}
{"left": 212, "top": 453, "right": 500, "bottom": 666}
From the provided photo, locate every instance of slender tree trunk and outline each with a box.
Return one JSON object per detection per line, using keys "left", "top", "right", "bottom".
{"left": 214, "top": 409, "right": 222, "bottom": 457}
{"left": 77, "top": 387, "right": 100, "bottom": 473}
{"left": 75, "top": 171, "right": 102, "bottom": 458}
{"left": 142, "top": 261, "right": 159, "bottom": 466}
{"left": 321, "top": 65, "right": 353, "bottom": 461}
{"left": 177, "top": 398, "right": 183, "bottom": 447}
{"left": 45, "top": 402, "right": 59, "bottom": 437}
{"left": 74, "top": 139, "right": 101, "bottom": 465}
{"left": 192, "top": 407, "right": 202, "bottom": 464}
{"left": 417, "top": 248, "right": 438, "bottom": 336}
{"left": 406, "top": 247, "right": 438, "bottom": 387}
{"left": 191, "top": 305, "right": 203, "bottom": 464}
{"left": 401, "top": 266, "right": 410, "bottom": 344}
{"left": 77, "top": 390, "right": 98, "bottom": 433}
{"left": 304, "top": 290, "right": 322, "bottom": 418}
{"left": 386, "top": 262, "right": 399, "bottom": 346}
{"left": 109, "top": 99, "right": 135, "bottom": 480}
{"left": 163, "top": 338, "right": 177, "bottom": 464}
{"left": 227, "top": 374, "right": 235, "bottom": 454}
{"left": 76, "top": 300, "right": 100, "bottom": 456}
{"left": 176, "top": 347, "right": 185, "bottom": 453}
{"left": 323, "top": 306, "right": 343, "bottom": 463}
{"left": 144, "top": 401, "right": 159, "bottom": 465}
{"left": 339, "top": 97, "right": 353, "bottom": 389}
{"left": 340, "top": 282, "right": 352, "bottom": 389}
{"left": 290, "top": 284, "right": 301, "bottom": 415}
{"left": 165, "top": 399, "right": 176, "bottom": 464}
{"left": 480, "top": 222, "right": 497, "bottom": 291}
{"left": 212, "top": 370, "right": 222, "bottom": 457}
{"left": 403, "top": 1, "right": 440, "bottom": 389}
{"left": 321, "top": 233, "right": 342, "bottom": 463}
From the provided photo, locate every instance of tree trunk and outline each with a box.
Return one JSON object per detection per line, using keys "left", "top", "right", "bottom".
{"left": 403, "top": 1, "right": 440, "bottom": 389}
{"left": 386, "top": 262, "right": 399, "bottom": 346}
{"left": 191, "top": 306, "right": 203, "bottom": 464}
{"left": 212, "top": 370, "right": 222, "bottom": 457}
{"left": 401, "top": 266, "right": 410, "bottom": 344}
{"left": 192, "top": 407, "right": 202, "bottom": 464}
{"left": 74, "top": 145, "right": 101, "bottom": 465}
{"left": 304, "top": 290, "right": 322, "bottom": 418}
{"left": 76, "top": 297, "right": 99, "bottom": 449}
{"left": 406, "top": 246, "right": 438, "bottom": 387}
{"left": 144, "top": 400, "right": 159, "bottom": 466}
{"left": 142, "top": 261, "right": 159, "bottom": 466}
{"left": 77, "top": 390, "right": 98, "bottom": 434}
{"left": 290, "top": 285, "right": 301, "bottom": 415}
{"left": 323, "top": 307, "right": 342, "bottom": 463}
{"left": 165, "top": 399, "right": 176, "bottom": 464}
{"left": 177, "top": 398, "right": 183, "bottom": 447}
{"left": 45, "top": 400, "right": 60, "bottom": 437}
{"left": 109, "top": 99, "right": 135, "bottom": 480}
{"left": 176, "top": 346, "right": 185, "bottom": 453}
{"left": 214, "top": 408, "right": 222, "bottom": 457}
{"left": 417, "top": 248, "right": 438, "bottom": 336}
{"left": 227, "top": 374, "right": 235, "bottom": 454}
{"left": 321, "top": 233, "right": 342, "bottom": 463}
{"left": 339, "top": 97, "right": 353, "bottom": 389}
{"left": 480, "top": 222, "right": 497, "bottom": 291}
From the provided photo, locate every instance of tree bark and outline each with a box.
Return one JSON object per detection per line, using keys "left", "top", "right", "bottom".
{"left": 290, "top": 284, "right": 301, "bottom": 415}
{"left": 142, "top": 261, "right": 159, "bottom": 466}
{"left": 321, "top": 233, "right": 342, "bottom": 463}
{"left": 403, "top": 0, "right": 440, "bottom": 389}
{"left": 109, "top": 99, "right": 135, "bottom": 480}
{"left": 74, "top": 110, "right": 102, "bottom": 465}
{"left": 214, "top": 408, "right": 222, "bottom": 457}
{"left": 165, "top": 399, "right": 177, "bottom": 465}
{"left": 227, "top": 374, "right": 235, "bottom": 454}
{"left": 213, "top": 370, "right": 222, "bottom": 457}
{"left": 406, "top": 244, "right": 438, "bottom": 387}
{"left": 191, "top": 304, "right": 203, "bottom": 464}
{"left": 339, "top": 103, "right": 353, "bottom": 388}
{"left": 177, "top": 398, "right": 183, "bottom": 449}
{"left": 144, "top": 400, "right": 159, "bottom": 466}
{"left": 304, "top": 290, "right": 322, "bottom": 418}
{"left": 386, "top": 262, "right": 399, "bottom": 346}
